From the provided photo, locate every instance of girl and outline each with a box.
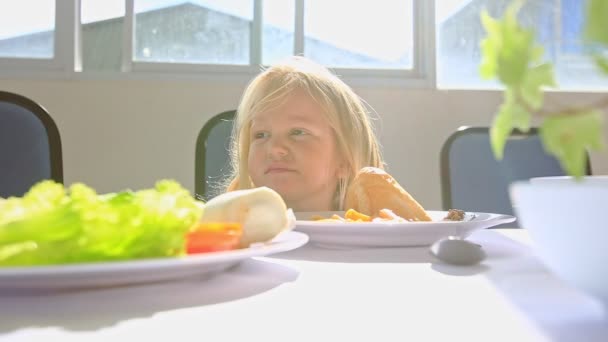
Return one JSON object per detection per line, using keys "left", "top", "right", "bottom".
{"left": 225, "top": 56, "right": 384, "bottom": 212}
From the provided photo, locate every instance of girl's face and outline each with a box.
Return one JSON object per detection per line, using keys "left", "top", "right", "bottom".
{"left": 248, "top": 89, "right": 344, "bottom": 212}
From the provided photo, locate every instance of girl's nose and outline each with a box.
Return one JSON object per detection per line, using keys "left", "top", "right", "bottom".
{"left": 267, "top": 136, "right": 290, "bottom": 160}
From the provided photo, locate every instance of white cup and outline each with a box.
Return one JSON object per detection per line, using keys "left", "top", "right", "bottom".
{"left": 529, "top": 175, "right": 608, "bottom": 186}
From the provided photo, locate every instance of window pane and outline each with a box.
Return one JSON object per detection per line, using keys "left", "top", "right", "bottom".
{"left": 437, "top": 0, "right": 608, "bottom": 89}
{"left": 262, "top": 0, "right": 295, "bottom": 65}
{"left": 134, "top": 0, "right": 253, "bottom": 65}
{"left": 81, "top": 0, "right": 125, "bottom": 71}
{"left": 304, "top": 0, "right": 413, "bottom": 69}
{"left": 0, "top": 0, "right": 55, "bottom": 59}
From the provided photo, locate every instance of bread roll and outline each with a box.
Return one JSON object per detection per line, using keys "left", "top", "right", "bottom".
{"left": 200, "top": 187, "right": 295, "bottom": 247}
{"left": 344, "top": 167, "right": 432, "bottom": 221}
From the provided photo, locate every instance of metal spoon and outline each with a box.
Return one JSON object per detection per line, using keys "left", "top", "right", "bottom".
{"left": 430, "top": 236, "right": 486, "bottom": 266}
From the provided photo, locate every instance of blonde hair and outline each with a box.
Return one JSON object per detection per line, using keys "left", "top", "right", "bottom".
{"left": 224, "top": 56, "right": 384, "bottom": 210}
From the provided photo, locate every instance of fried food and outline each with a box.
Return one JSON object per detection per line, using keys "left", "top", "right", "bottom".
{"left": 344, "top": 167, "right": 432, "bottom": 222}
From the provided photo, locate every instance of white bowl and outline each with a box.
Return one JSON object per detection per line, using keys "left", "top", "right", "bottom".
{"left": 510, "top": 179, "right": 608, "bottom": 304}
{"left": 530, "top": 175, "right": 608, "bottom": 186}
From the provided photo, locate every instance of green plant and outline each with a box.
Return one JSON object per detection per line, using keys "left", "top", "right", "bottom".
{"left": 480, "top": 0, "right": 608, "bottom": 177}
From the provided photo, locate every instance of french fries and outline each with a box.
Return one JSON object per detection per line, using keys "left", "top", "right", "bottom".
{"left": 313, "top": 208, "right": 414, "bottom": 223}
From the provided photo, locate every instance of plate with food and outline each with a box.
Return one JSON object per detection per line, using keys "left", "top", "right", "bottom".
{"left": 294, "top": 167, "right": 516, "bottom": 248}
{"left": 0, "top": 181, "right": 307, "bottom": 290}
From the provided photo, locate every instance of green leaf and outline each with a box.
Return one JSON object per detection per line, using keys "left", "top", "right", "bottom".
{"left": 540, "top": 110, "right": 605, "bottom": 178}
{"left": 481, "top": 0, "right": 606, "bottom": 181}
{"left": 479, "top": 1, "right": 545, "bottom": 87}
{"left": 593, "top": 54, "right": 608, "bottom": 75}
{"left": 585, "top": 0, "right": 608, "bottom": 46}
{"left": 511, "top": 103, "right": 531, "bottom": 133}
{"left": 490, "top": 106, "right": 513, "bottom": 160}
{"left": 506, "top": 88, "right": 532, "bottom": 131}
{"left": 530, "top": 46, "right": 545, "bottom": 63}
{"left": 491, "top": 88, "right": 532, "bottom": 160}
{"left": 479, "top": 11, "right": 500, "bottom": 79}
{"left": 496, "top": 3, "right": 535, "bottom": 85}
{"left": 520, "top": 63, "right": 556, "bottom": 110}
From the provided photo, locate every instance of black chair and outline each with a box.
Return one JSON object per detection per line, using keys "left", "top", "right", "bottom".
{"left": 440, "top": 126, "right": 591, "bottom": 227}
{"left": 195, "top": 110, "right": 236, "bottom": 201}
{"left": 0, "top": 91, "right": 63, "bottom": 198}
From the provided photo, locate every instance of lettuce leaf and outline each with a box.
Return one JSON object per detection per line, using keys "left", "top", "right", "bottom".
{"left": 0, "top": 180, "right": 203, "bottom": 266}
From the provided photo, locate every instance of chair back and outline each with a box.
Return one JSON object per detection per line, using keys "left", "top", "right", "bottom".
{"left": 195, "top": 110, "right": 236, "bottom": 201}
{"left": 0, "top": 91, "right": 63, "bottom": 198}
{"left": 440, "top": 126, "right": 591, "bottom": 226}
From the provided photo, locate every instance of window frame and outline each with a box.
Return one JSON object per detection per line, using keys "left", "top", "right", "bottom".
{"left": 0, "top": 0, "right": 80, "bottom": 73}
{"left": 0, "top": 0, "right": 435, "bottom": 87}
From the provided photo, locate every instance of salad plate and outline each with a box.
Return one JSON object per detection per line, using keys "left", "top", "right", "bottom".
{"left": 0, "top": 231, "right": 308, "bottom": 290}
{"left": 294, "top": 211, "right": 515, "bottom": 248}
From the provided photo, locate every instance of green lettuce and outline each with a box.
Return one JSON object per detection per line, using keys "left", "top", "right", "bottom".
{"left": 0, "top": 180, "right": 203, "bottom": 266}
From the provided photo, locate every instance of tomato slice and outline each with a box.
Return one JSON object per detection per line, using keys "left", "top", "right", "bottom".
{"left": 186, "top": 222, "right": 243, "bottom": 254}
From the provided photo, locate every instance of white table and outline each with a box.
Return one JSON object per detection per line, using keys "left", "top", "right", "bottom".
{"left": 1, "top": 229, "right": 606, "bottom": 342}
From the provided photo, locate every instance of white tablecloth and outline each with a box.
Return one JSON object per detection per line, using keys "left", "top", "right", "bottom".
{"left": 0, "top": 229, "right": 606, "bottom": 342}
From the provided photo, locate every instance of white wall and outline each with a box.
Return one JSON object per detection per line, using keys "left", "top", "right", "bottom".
{"left": 1, "top": 78, "right": 606, "bottom": 209}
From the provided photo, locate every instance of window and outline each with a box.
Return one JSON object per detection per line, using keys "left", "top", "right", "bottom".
{"left": 304, "top": 0, "right": 414, "bottom": 69}
{"left": 134, "top": 0, "right": 253, "bottom": 65}
{"left": 0, "top": 0, "right": 55, "bottom": 59}
{"left": 81, "top": 0, "right": 125, "bottom": 71}
{"left": 1, "top": 0, "right": 606, "bottom": 89}
{"left": 0, "top": 0, "right": 427, "bottom": 81}
{"left": 128, "top": 0, "right": 422, "bottom": 75}
{"left": 262, "top": 0, "right": 295, "bottom": 66}
{"left": 436, "top": 0, "right": 608, "bottom": 89}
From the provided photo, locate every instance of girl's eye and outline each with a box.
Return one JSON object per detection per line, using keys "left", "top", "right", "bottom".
{"left": 290, "top": 129, "right": 307, "bottom": 136}
{"left": 253, "top": 131, "right": 269, "bottom": 139}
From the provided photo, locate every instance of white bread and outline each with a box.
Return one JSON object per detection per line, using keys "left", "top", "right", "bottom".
{"left": 344, "top": 167, "right": 432, "bottom": 221}
{"left": 200, "top": 187, "right": 295, "bottom": 247}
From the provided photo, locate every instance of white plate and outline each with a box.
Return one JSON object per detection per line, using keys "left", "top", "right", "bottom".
{"left": 0, "top": 231, "right": 308, "bottom": 290}
{"left": 294, "top": 211, "right": 515, "bottom": 248}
